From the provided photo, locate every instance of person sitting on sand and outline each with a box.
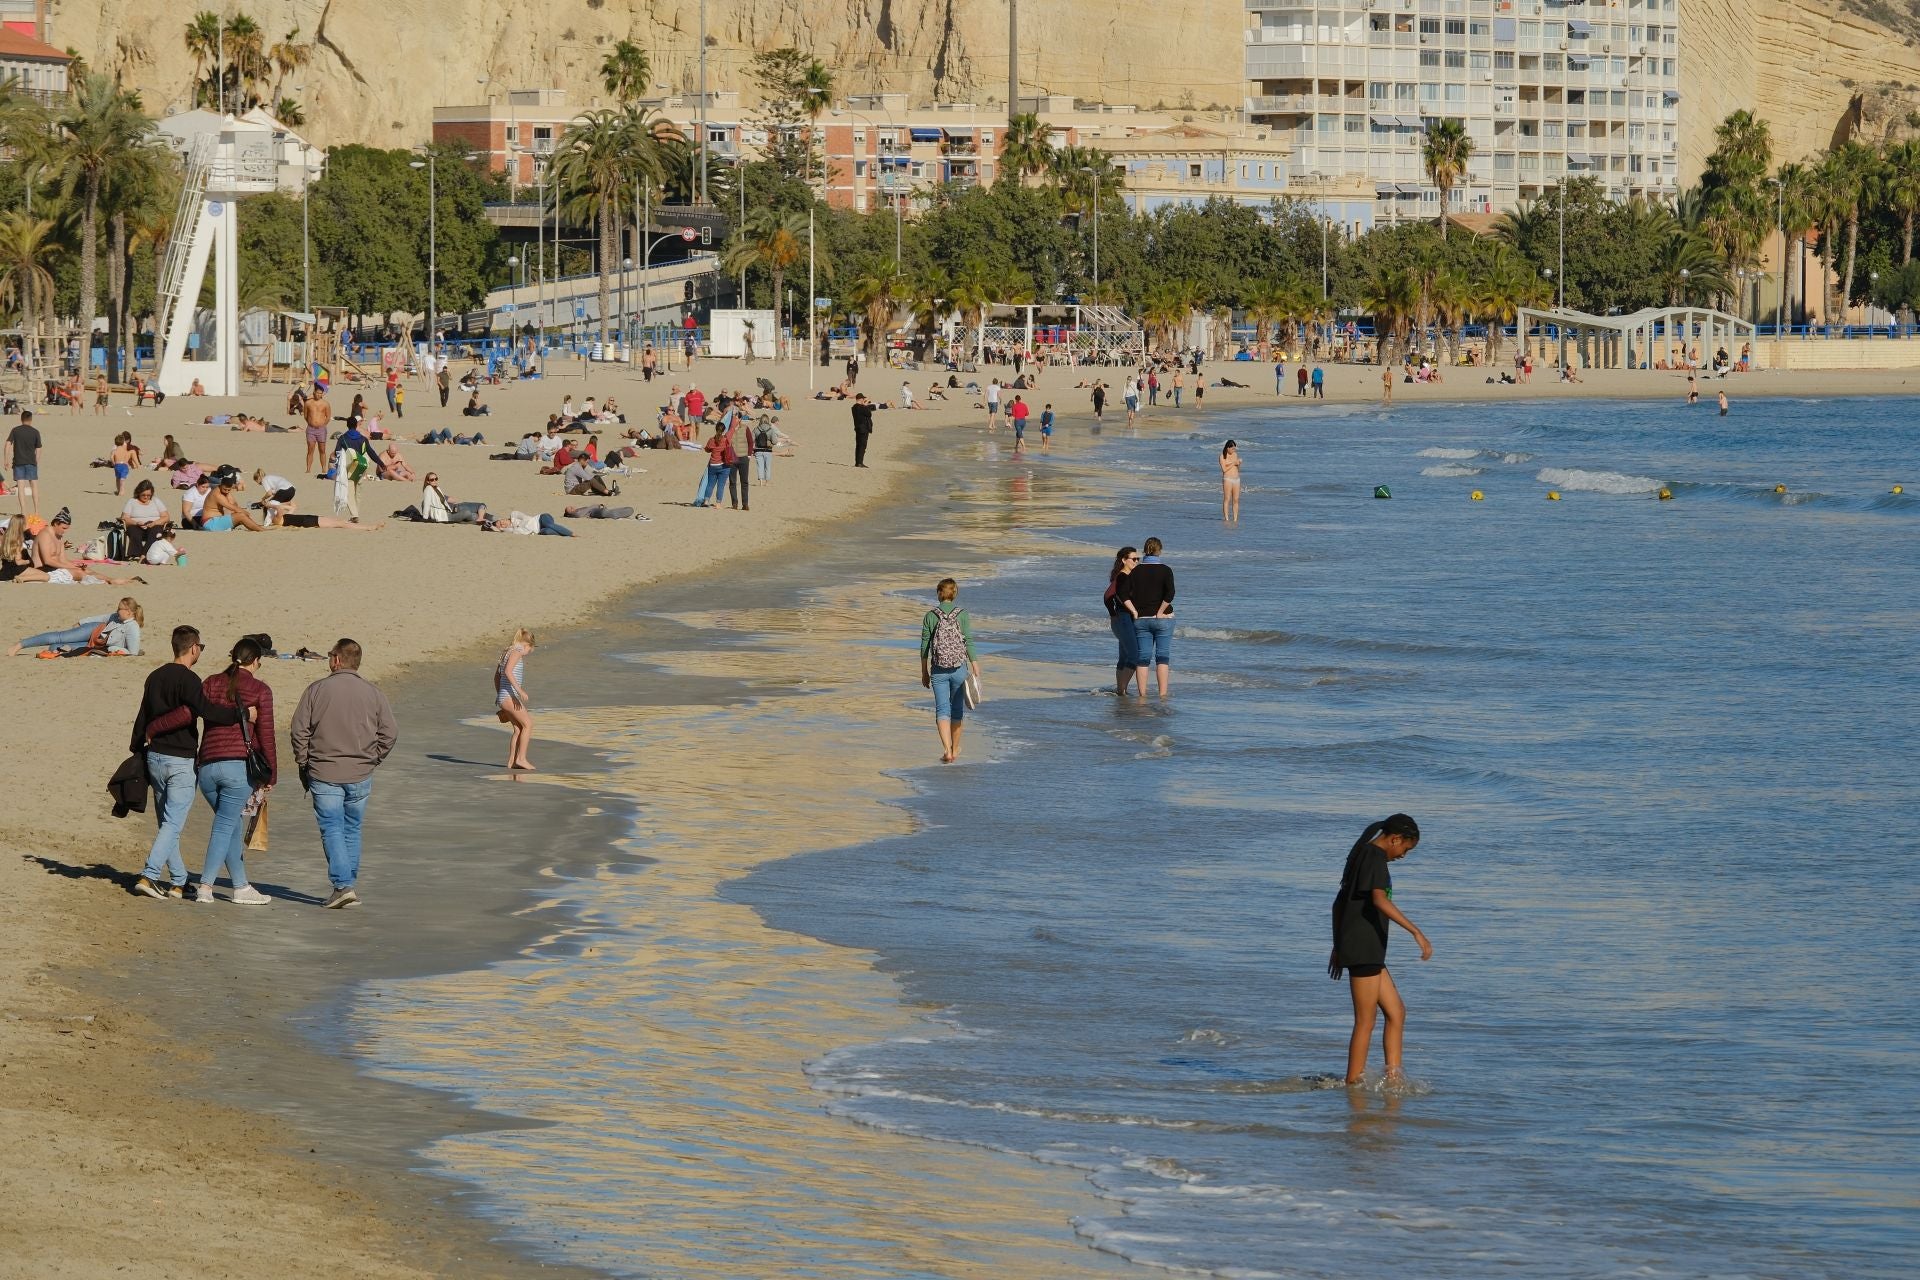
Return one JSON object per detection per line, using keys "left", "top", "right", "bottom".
{"left": 0, "top": 517, "right": 49, "bottom": 582}
{"left": 926, "top": 382, "right": 949, "bottom": 401}
{"left": 188, "top": 378, "right": 205, "bottom": 396}
{"left": 376, "top": 443, "right": 416, "bottom": 483}
{"left": 1561, "top": 363, "right": 1581, "bottom": 384}
{"left": 121, "top": 480, "right": 174, "bottom": 559}
{"left": 200, "top": 476, "right": 266, "bottom": 532}
{"left": 154, "top": 434, "right": 186, "bottom": 471}
{"left": 179, "top": 474, "right": 214, "bottom": 529}
{"left": 27, "top": 511, "right": 144, "bottom": 585}
{"left": 463, "top": 391, "right": 491, "bottom": 417}
{"left": 9, "top": 596, "right": 144, "bottom": 657}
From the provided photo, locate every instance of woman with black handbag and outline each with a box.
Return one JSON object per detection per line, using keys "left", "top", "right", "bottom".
{"left": 195, "top": 637, "right": 276, "bottom": 904}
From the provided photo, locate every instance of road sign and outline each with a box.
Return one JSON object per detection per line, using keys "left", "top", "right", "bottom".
{"left": 575, "top": 305, "right": 587, "bottom": 318}
{"left": 501, "top": 303, "right": 517, "bottom": 313}
{"left": 680, "top": 226, "right": 698, "bottom": 242}
{"left": 814, "top": 297, "right": 832, "bottom": 310}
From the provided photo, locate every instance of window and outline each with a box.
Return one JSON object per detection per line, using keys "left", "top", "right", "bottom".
{"left": 1420, "top": 18, "right": 1440, "bottom": 34}
{"left": 1444, "top": 50, "right": 1466, "bottom": 68}
{"left": 1471, "top": 51, "right": 1491, "bottom": 70}
{"left": 1544, "top": 121, "right": 1562, "bottom": 138}
{"left": 505, "top": 125, "right": 519, "bottom": 144}
{"left": 1445, "top": 18, "right": 1465, "bottom": 35}
{"left": 1345, "top": 117, "right": 1365, "bottom": 133}
{"left": 1495, "top": 51, "right": 1515, "bottom": 68}
{"left": 1494, "top": 152, "right": 1515, "bottom": 171}
{"left": 1444, "top": 83, "right": 1466, "bottom": 102}
{"left": 1241, "top": 163, "right": 1249, "bottom": 179}
{"left": 1420, "top": 49, "right": 1440, "bottom": 66}
{"left": 1470, "top": 19, "right": 1491, "bottom": 36}
{"left": 1189, "top": 162, "right": 1204, "bottom": 178}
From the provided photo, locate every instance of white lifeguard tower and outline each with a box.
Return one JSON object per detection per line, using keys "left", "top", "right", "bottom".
{"left": 152, "top": 111, "right": 319, "bottom": 396}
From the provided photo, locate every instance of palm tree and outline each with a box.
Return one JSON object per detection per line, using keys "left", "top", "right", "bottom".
{"left": 845, "top": 257, "right": 909, "bottom": 356}
{"left": 908, "top": 268, "right": 953, "bottom": 360}
{"left": 1882, "top": 139, "right": 1920, "bottom": 265}
{"left": 800, "top": 59, "right": 835, "bottom": 182}
{"left": 53, "top": 73, "right": 156, "bottom": 365}
{"left": 722, "top": 207, "right": 809, "bottom": 356}
{"left": 601, "top": 40, "right": 651, "bottom": 106}
{"left": 1052, "top": 144, "right": 1120, "bottom": 216}
{"left": 944, "top": 257, "right": 998, "bottom": 358}
{"left": 1242, "top": 279, "right": 1285, "bottom": 357}
{"left": 183, "top": 12, "right": 221, "bottom": 107}
{"left": 999, "top": 112, "right": 1053, "bottom": 186}
{"left": 221, "top": 13, "right": 268, "bottom": 110}
{"left": 1817, "top": 142, "right": 1877, "bottom": 320}
{"left": 267, "top": 27, "right": 312, "bottom": 106}
{"left": 1429, "top": 268, "right": 1473, "bottom": 365}
{"left": 1422, "top": 119, "right": 1474, "bottom": 237}
{"left": 551, "top": 107, "right": 676, "bottom": 346}
{"left": 0, "top": 212, "right": 62, "bottom": 370}
{"left": 1362, "top": 265, "right": 1418, "bottom": 363}
{"left": 1774, "top": 162, "right": 1819, "bottom": 325}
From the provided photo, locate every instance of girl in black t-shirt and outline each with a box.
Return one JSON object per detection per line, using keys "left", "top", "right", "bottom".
{"left": 1329, "top": 813, "right": 1431, "bottom": 1084}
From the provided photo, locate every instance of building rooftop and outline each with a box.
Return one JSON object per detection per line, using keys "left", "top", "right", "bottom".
{"left": 0, "top": 27, "right": 69, "bottom": 62}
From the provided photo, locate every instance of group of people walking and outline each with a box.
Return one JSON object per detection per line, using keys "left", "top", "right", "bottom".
{"left": 128, "top": 631, "right": 396, "bottom": 909}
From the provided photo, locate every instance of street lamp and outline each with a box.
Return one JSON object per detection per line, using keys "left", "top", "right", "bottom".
{"left": 507, "top": 255, "right": 520, "bottom": 339}
{"left": 1079, "top": 165, "right": 1101, "bottom": 297}
{"left": 409, "top": 153, "right": 438, "bottom": 352}
{"left": 1770, "top": 175, "right": 1785, "bottom": 348}
{"left": 1871, "top": 270, "right": 1881, "bottom": 327}
{"left": 623, "top": 256, "right": 634, "bottom": 349}
{"left": 807, "top": 87, "right": 829, "bottom": 390}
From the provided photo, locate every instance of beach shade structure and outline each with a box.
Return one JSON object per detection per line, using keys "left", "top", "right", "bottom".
{"left": 1515, "top": 305, "right": 1756, "bottom": 373}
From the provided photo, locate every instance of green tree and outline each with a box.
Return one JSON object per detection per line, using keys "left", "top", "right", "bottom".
{"left": 600, "top": 40, "right": 651, "bottom": 106}
{"left": 551, "top": 107, "right": 675, "bottom": 345}
{"left": 0, "top": 212, "right": 62, "bottom": 368}
{"left": 751, "top": 48, "right": 833, "bottom": 180}
{"left": 722, "top": 206, "right": 810, "bottom": 355}
{"left": 53, "top": 73, "right": 158, "bottom": 358}
{"left": 999, "top": 113, "right": 1052, "bottom": 186}
{"left": 1422, "top": 119, "right": 1474, "bottom": 237}
{"left": 844, "top": 256, "right": 909, "bottom": 356}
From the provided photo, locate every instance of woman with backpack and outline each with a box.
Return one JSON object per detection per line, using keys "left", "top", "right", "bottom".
{"left": 1328, "top": 813, "right": 1432, "bottom": 1084}
{"left": 196, "top": 636, "right": 276, "bottom": 904}
{"left": 919, "top": 577, "right": 981, "bottom": 764}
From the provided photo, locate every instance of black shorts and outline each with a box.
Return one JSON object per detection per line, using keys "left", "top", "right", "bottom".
{"left": 281, "top": 513, "right": 319, "bottom": 528}
{"left": 270, "top": 486, "right": 296, "bottom": 503}
{"left": 1345, "top": 964, "right": 1384, "bottom": 979}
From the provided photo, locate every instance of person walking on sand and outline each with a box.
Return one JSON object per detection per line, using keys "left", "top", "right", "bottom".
{"left": 919, "top": 577, "right": 981, "bottom": 764}
{"left": 1297, "top": 366, "right": 1309, "bottom": 397}
{"left": 495, "top": 628, "right": 536, "bottom": 771}
{"left": 93, "top": 370, "right": 110, "bottom": 416}
{"left": 1090, "top": 381, "right": 1106, "bottom": 422}
{"left": 1275, "top": 357, "right": 1286, "bottom": 395}
{"left": 289, "top": 638, "right": 398, "bottom": 909}
{"left": 1328, "top": 813, "right": 1431, "bottom": 1085}
{"left": 1009, "top": 393, "right": 1030, "bottom": 441}
{"left": 1170, "top": 368, "right": 1184, "bottom": 408}
{"left": 852, "top": 393, "right": 875, "bottom": 467}
{"left": 1124, "top": 536, "right": 1176, "bottom": 698}
{"left": 1220, "top": 440, "right": 1241, "bottom": 522}
{"left": 1312, "top": 365, "right": 1325, "bottom": 399}
{"left": 194, "top": 636, "right": 277, "bottom": 905}
{"left": 436, "top": 361, "right": 451, "bottom": 409}
{"left": 129, "top": 625, "right": 245, "bottom": 899}
{"left": 985, "top": 377, "right": 1003, "bottom": 429}
{"left": 6, "top": 409, "right": 42, "bottom": 515}
{"left": 1380, "top": 366, "right": 1393, "bottom": 405}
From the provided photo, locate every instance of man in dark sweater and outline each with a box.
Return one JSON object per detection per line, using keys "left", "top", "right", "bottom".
{"left": 851, "top": 394, "right": 874, "bottom": 467}
{"left": 130, "top": 625, "right": 241, "bottom": 898}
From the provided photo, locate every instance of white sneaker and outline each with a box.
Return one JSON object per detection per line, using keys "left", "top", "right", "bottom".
{"left": 229, "top": 885, "right": 272, "bottom": 906}
{"left": 194, "top": 885, "right": 215, "bottom": 903}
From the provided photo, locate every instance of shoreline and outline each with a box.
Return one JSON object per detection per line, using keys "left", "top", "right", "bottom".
{"left": 3, "top": 357, "right": 1914, "bottom": 1274}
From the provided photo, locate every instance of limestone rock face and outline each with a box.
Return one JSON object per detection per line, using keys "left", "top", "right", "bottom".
{"left": 51, "top": 0, "right": 1920, "bottom": 179}
{"left": 63, "top": 0, "right": 1242, "bottom": 145}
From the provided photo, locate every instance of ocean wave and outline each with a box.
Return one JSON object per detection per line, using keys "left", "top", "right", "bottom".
{"left": 1417, "top": 447, "right": 1480, "bottom": 459}
{"left": 1421, "top": 463, "right": 1485, "bottom": 478}
{"left": 1867, "top": 491, "right": 1919, "bottom": 512}
{"left": 1535, "top": 466, "right": 1663, "bottom": 494}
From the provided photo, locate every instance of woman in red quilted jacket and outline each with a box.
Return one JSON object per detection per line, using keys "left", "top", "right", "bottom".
{"left": 196, "top": 636, "right": 277, "bottom": 904}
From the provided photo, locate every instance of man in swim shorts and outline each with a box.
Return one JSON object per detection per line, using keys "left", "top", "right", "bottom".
{"left": 303, "top": 385, "right": 333, "bottom": 476}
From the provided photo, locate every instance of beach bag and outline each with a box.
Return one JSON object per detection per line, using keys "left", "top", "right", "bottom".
{"left": 80, "top": 535, "right": 109, "bottom": 561}
{"left": 104, "top": 525, "right": 128, "bottom": 562}
{"left": 245, "top": 799, "right": 270, "bottom": 852}
{"left": 928, "top": 607, "right": 968, "bottom": 668}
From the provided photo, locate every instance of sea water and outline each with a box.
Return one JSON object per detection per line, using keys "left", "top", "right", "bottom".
{"left": 732, "top": 394, "right": 1920, "bottom": 1278}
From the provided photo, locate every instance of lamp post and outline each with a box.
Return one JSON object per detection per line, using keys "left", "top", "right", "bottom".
{"left": 1770, "top": 175, "right": 1785, "bottom": 351}
{"left": 507, "top": 255, "right": 520, "bottom": 343}
{"left": 1870, "top": 270, "right": 1881, "bottom": 328}
{"left": 409, "top": 154, "right": 436, "bottom": 353}
{"left": 697, "top": 0, "right": 708, "bottom": 205}
{"left": 623, "top": 256, "right": 634, "bottom": 350}
{"left": 1556, "top": 175, "right": 1566, "bottom": 309}
{"left": 1078, "top": 165, "right": 1101, "bottom": 296}
{"left": 807, "top": 87, "right": 829, "bottom": 390}
{"left": 1321, "top": 214, "right": 1329, "bottom": 300}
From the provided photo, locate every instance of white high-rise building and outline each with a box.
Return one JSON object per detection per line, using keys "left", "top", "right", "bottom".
{"left": 1246, "top": 0, "right": 1681, "bottom": 224}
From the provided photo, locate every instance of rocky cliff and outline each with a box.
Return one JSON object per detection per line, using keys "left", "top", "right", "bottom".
{"left": 48, "top": 0, "right": 1920, "bottom": 178}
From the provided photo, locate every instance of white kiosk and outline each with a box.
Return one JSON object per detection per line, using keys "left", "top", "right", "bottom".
{"left": 152, "top": 116, "right": 280, "bottom": 396}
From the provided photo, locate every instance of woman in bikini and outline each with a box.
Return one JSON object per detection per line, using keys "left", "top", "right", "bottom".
{"left": 1220, "top": 439, "right": 1242, "bottom": 522}
{"left": 495, "top": 628, "right": 536, "bottom": 770}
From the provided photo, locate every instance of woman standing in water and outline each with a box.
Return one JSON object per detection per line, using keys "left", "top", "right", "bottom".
{"left": 1220, "top": 440, "right": 1242, "bottom": 522}
{"left": 495, "top": 628, "right": 536, "bottom": 771}
{"left": 1329, "top": 813, "right": 1431, "bottom": 1083}
{"left": 919, "top": 578, "right": 980, "bottom": 763}
{"left": 1124, "top": 537, "right": 1176, "bottom": 698}
{"left": 1104, "top": 546, "right": 1140, "bottom": 695}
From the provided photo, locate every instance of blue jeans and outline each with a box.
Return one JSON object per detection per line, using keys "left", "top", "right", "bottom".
{"left": 1134, "top": 616, "right": 1173, "bottom": 668}
{"left": 310, "top": 777, "right": 373, "bottom": 889}
{"left": 142, "top": 751, "right": 198, "bottom": 885}
{"left": 1172, "top": 387, "right": 1182, "bottom": 407}
{"left": 755, "top": 450, "right": 771, "bottom": 482}
{"left": 695, "top": 463, "right": 729, "bottom": 505}
{"left": 17, "top": 622, "right": 97, "bottom": 651}
{"left": 1110, "top": 613, "right": 1139, "bottom": 671}
{"left": 537, "top": 512, "right": 573, "bottom": 536}
{"left": 929, "top": 666, "right": 969, "bottom": 724}
{"left": 197, "top": 758, "right": 253, "bottom": 890}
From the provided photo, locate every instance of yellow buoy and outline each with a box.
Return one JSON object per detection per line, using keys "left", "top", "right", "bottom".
{"left": 1774, "top": 484, "right": 1787, "bottom": 494}
{"left": 1895, "top": 484, "right": 1906, "bottom": 495}
{"left": 1658, "top": 488, "right": 1673, "bottom": 501}
{"left": 1470, "top": 490, "right": 1484, "bottom": 501}
{"left": 1546, "top": 491, "right": 1562, "bottom": 501}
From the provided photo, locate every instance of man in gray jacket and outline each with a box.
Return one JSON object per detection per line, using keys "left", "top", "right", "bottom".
{"left": 289, "top": 638, "right": 398, "bottom": 908}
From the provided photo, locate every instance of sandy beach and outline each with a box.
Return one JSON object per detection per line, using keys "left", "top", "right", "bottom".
{"left": 2, "top": 351, "right": 1912, "bottom": 1276}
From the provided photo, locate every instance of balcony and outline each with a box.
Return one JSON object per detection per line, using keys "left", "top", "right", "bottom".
{"left": 941, "top": 137, "right": 978, "bottom": 156}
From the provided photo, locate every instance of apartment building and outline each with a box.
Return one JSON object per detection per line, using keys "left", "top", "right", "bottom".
{"left": 0, "top": 21, "right": 68, "bottom": 107}
{"left": 436, "top": 88, "right": 1361, "bottom": 223}
{"left": 1245, "top": 0, "right": 1681, "bottom": 221}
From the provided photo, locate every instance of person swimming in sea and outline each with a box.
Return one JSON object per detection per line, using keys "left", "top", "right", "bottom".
{"left": 1329, "top": 813, "right": 1432, "bottom": 1084}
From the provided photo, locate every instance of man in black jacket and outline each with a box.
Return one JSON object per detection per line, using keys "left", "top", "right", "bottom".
{"left": 130, "top": 625, "right": 240, "bottom": 899}
{"left": 851, "top": 394, "right": 874, "bottom": 468}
